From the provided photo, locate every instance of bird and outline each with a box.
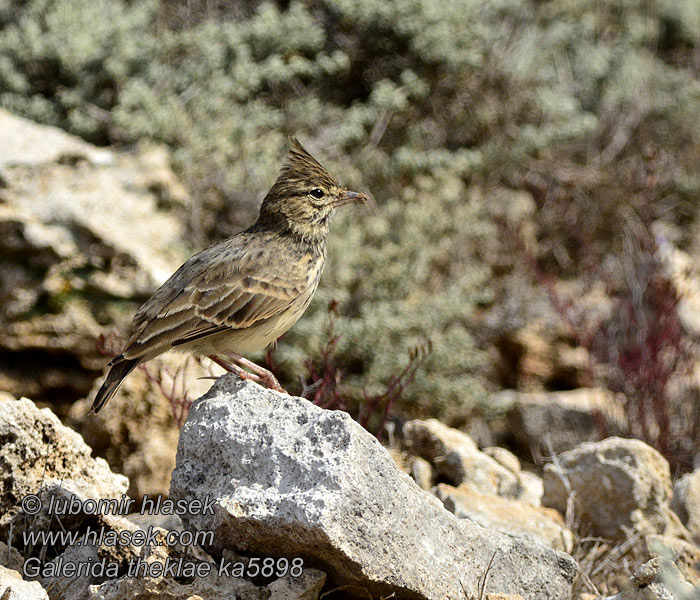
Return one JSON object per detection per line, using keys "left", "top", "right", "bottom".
{"left": 90, "top": 138, "right": 367, "bottom": 413}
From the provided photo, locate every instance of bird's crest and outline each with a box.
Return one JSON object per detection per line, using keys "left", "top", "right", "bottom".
{"left": 278, "top": 137, "right": 340, "bottom": 189}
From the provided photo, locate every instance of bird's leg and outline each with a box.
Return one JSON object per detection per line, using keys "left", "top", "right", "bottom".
{"left": 208, "top": 354, "right": 287, "bottom": 394}
{"left": 225, "top": 351, "right": 287, "bottom": 393}
{"left": 207, "top": 354, "right": 253, "bottom": 380}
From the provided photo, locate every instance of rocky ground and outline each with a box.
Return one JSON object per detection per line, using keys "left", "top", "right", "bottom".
{"left": 2, "top": 112, "right": 700, "bottom": 600}
{"left": 2, "top": 380, "right": 700, "bottom": 600}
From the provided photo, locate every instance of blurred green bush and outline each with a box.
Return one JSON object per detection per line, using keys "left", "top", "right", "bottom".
{"left": 1, "top": 0, "right": 699, "bottom": 419}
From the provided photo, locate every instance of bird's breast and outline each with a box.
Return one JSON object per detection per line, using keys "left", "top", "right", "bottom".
{"left": 304, "top": 252, "right": 325, "bottom": 290}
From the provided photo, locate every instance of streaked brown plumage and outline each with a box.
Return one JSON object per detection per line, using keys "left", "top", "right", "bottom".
{"left": 90, "top": 138, "right": 367, "bottom": 413}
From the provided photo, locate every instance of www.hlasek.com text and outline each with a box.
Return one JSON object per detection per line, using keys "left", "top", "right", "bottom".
{"left": 23, "top": 523, "right": 214, "bottom": 550}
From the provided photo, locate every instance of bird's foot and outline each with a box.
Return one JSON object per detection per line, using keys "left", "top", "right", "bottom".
{"left": 226, "top": 351, "right": 287, "bottom": 393}
{"left": 208, "top": 354, "right": 287, "bottom": 394}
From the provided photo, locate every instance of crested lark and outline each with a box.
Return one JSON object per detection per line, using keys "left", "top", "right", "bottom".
{"left": 90, "top": 138, "right": 367, "bottom": 413}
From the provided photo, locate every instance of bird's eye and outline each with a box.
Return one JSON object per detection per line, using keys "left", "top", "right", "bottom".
{"left": 310, "top": 188, "right": 325, "bottom": 199}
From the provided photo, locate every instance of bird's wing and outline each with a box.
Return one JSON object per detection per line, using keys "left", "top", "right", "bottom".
{"left": 120, "top": 235, "right": 307, "bottom": 359}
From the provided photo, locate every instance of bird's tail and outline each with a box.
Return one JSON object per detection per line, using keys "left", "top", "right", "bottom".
{"left": 89, "top": 357, "right": 140, "bottom": 414}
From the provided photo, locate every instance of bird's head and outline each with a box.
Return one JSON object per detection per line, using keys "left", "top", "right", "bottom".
{"left": 257, "top": 138, "right": 367, "bottom": 241}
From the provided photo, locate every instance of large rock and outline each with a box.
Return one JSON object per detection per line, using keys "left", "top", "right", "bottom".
{"left": 542, "top": 437, "right": 672, "bottom": 539}
{"left": 670, "top": 469, "right": 700, "bottom": 545}
{"left": 0, "top": 108, "right": 188, "bottom": 406}
{"left": 401, "top": 418, "right": 521, "bottom": 498}
{"left": 170, "top": 377, "right": 577, "bottom": 600}
{"left": 436, "top": 483, "right": 573, "bottom": 552}
{"left": 0, "top": 395, "right": 128, "bottom": 550}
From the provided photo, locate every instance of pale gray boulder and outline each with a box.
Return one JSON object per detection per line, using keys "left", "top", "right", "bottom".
{"left": 171, "top": 376, "right": 577, "bottom": 600}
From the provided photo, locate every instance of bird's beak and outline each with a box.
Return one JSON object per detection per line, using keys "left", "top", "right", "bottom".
{"left": 333, "top": 189, "right": 368, "bottom": 208}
